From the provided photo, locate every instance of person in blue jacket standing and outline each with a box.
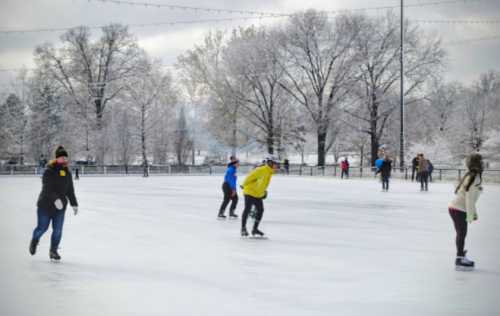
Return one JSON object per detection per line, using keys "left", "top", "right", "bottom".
{"left": 217, "top": 157, "right": 240, "bottom": 219}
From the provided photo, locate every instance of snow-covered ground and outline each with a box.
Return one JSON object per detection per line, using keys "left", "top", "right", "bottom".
{"left": 1, "top": 175, "right": 499, "bottom": 316}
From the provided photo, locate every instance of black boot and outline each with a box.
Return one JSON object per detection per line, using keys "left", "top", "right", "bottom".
{"left": 241, "top": 227, "right": 249, "bottom": 237}
{"left": 252, "top": 221, "right": 264, "bottom": 237}
{"left": 29, "top": 239, "right": 38, "bottom": 255}
{"left": 49, "top": 249, "right": 61, "bottom": 261}
{"left": 229, "top": 210, "right": 238, "bottom": 219}
{"left": 217, "top": 211, "right": 226, "bottom": 220}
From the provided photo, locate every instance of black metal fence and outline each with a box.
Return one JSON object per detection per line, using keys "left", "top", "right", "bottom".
{"left": 1, "top": 164, "right": 500, "bottom": 183}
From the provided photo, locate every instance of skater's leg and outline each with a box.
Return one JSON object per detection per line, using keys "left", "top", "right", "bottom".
{"left": 241, "top": 195, "right": 254, "bottom": 230}
{"left": 252, "top": 198, "right": 265, "bottom": 232}
{"left": 32, "top": 208, "right": 51, "bottom": 242}
{"left": 411, "top": 168, "right": 415, "bottom": 181}
{"left": 50, "top": 210, "right": 66, "bottom": 251}
{"left": 218, "top": 183, "right": 231, "bottom": 216}
{"left": 449, "top": 209, "right": 467, "bottom": 257}
{"left": 229, "top": 193, "right": 238, "bottom": 216}
{"left": 423, "top": 172, "right": 429, "bottom": 190}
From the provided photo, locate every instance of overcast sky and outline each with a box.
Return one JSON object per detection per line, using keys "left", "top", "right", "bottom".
{"left": 0, "top": 0, "right": 499, "bottom": 90}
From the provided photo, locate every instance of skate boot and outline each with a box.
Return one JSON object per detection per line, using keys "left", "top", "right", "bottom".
{"left": 217, "top": 212, "right": 227, "bottom": 220}
{"left": 29, "top": 239, "right": 38, "bottom": 255}
{"left": 251, "top": 228, "right": 265, "bottom": 237}
{"left": 229, "top": 212, "right": 238, "bottom": 219}
{"left": 455, "top": 251, "right": 474, "bottom": 271}
{"left": 49, "top": 249, "right": 61, "bottom": 261}
{"left": 241, "top": 227, "right": 249, "bottom": 237}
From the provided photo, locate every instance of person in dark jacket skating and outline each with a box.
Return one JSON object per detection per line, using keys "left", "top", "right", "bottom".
{"left": 29, "top": 146, "right": 78, "bottom": 260}
{"left": 411, "top": 154, "right": 419, "bottom": 182}
{"left": 376, "top": 155, "right": 392, "bottom": 191}
{"left": 217, "top": 157, "right": 240, "bottom": 219}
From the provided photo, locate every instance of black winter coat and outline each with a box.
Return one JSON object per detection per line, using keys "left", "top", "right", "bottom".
{"left": 377, "top": 160, "right": 392, "bottom": 177}
{"left": 37, "top": 162, "right": 78, "bottom": 214}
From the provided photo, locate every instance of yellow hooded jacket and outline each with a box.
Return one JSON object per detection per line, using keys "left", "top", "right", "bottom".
{"left": 242, "top": 164, "right": 274, "bottom": 198}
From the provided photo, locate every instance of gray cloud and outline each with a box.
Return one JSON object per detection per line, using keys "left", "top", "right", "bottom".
{"left": 0, "top": 0, "right": 499, "bottom": 87}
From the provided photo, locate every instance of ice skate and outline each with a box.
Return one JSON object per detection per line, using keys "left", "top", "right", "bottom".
{"left": 251, "top": 228, "right": 265, "bottom": 238}
{"left": 455, "top": 251, "right": 474, "bottom": 271}
{"left": 29, "top": 239, "right": 38, "bottom": 255}
{"left": 229, "top": 212, "right": 238, "bottom": 219}
{"left": 49, "top": 249, "right": 61, "bottom": 261}
{"left": 217, "top": 213, "right": 227, "bottom": 220}
{"left": 241, "top": 227, "right": 249, "bottom": 237}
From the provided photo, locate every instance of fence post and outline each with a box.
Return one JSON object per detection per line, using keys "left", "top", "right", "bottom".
{"left": 82, "top": 166, "right": 85, "bottom": 175}
{"left": 168, "top": 165, "right": 171, "bottom": 174}
{"left": 322, "top": 166, "right": 325, "bottom": 176}
{"left": 10, "top": 166, "right": 14, "bottom": 175}
{"left": 439, "top": 169, "right": 442, "bottom": 181}
{"left": 34, "top": 167, "right": 37, "bottom": 175}
{"left": 209, "top": 165, "right": 212, "bottom": 175}
{"left": 360, "top": 167, "right": 363, "bottom": 178}
{"left": 310, "top": 166, "right": 313, "bottom": 176}
{"left": 104, "top": 166, "right": 107, "bottom": 175}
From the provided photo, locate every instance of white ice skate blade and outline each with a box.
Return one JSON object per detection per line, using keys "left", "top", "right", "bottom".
{"left": 216, "top": 217, "right": 227, "bottom": 221}
{"left": 455, "top": 265, "right": 474, "bottom": 271}
{"left": 248, "top": 236, "right": 268, "bottom": 240}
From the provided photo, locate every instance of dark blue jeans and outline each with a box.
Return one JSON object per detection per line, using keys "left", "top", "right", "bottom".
{"left": 32, "top": 208, "right": 66, "bottom": 251}
{"left": 382, "top": 176, "right": 390, "bottom": 190}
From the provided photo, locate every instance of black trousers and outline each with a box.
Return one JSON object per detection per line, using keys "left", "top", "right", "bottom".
{"left": 341, "top": 169, "right": 349, "bottom": 179}
{"left": 419, "top": 171, "right": 429, "bottom": 190}
{"left": 241, "top": 195, "right": 264, "bottom": 229}
{"left": 219, "top": 182, "right": 238, "bottom": 215}
{"left": 449, "top": 208, "right": 467, "bottom": 257}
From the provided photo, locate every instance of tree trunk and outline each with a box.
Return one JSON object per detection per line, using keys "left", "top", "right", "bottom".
{"left": 317, "top": 131, "right": 327, "bottom": 167}
{"left": 231, "top": 113, "right": 237, "bottom": 157}
{"left": 141, "top": 105, "right": 148, "bottom": 177}
{"left": 369, "top": 95, "right": 379, "bottom": 167}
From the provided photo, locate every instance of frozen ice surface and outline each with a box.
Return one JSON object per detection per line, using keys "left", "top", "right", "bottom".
{"left": 1, "top": 175, "right": 499, "bottom": 316}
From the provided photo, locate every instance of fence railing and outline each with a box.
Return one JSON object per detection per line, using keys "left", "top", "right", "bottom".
{"left": 1, "top": 164, "right": 499, "bottom": 183}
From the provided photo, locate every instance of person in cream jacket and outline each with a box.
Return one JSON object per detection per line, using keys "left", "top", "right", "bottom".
{"left": 448, "top": 153, "right": 483, "bottom": 270}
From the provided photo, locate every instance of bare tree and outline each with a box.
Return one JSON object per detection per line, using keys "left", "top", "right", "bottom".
{"left": 174, "top": 106, "right": 193, "bottom": 166}
{"left": 278, "top": 11, "right": 360, "bottom": 166}
{"left": 125, "top": 59, "right": 176, "bottom": 176}
{"left": 346, "top": 13, "right": 444, "bottom": 166}
{"left": 34, "top": 24, "right": 143, "bottom": 163}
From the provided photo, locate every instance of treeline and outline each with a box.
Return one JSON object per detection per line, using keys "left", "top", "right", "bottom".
{"left": 1, "top": 10, "right": 499, "bottom": 168}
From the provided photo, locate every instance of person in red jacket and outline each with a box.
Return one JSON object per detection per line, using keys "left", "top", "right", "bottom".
{"left": 29, "top": 146, "right": 78, "bottom": 261}
{"left": 340, "top": 158, "right": 350, "bottom": 179}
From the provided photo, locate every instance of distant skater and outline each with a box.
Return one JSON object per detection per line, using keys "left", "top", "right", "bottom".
{"left": 376, "top": 155, "right": 392, "bottom": 191}
{"left": 340, "top": 158, "right": 350, "bottom": 179}
{"left": 217, "top": 157, "right": 240, "bottom": 219}
{"left": 418, "top": 154, "right": 430, "bottom": 191}
{"left": 29, "top": 146, "right": 78, "bottom": 261}
{"left": 448, "top": 153, "right": 483, "bottom": 270}
{"left": 240, "top": 156, "right": 279, "bottom": 237}
{"left": 411, "top": 154, "right": 419, "bottom": 182}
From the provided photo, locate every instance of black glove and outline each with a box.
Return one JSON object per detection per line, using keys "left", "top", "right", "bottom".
{"left": 240, "top": 185, "right": 244, "bottom": 189}
{"left": 262, "top": 191, "right": 268, "bottom": 200}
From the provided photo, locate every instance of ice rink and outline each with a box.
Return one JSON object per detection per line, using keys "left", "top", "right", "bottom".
{"left": 1, "top": 175, "right": 499, "bottom": 316}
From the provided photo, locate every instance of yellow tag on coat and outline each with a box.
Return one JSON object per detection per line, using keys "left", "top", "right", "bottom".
{"left": 59, "top": 170, "right": 66, "bottom": 177}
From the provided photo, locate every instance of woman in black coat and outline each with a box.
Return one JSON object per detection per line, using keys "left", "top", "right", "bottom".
{"left": 376, "top": 156, "right": 393, "bottom": 192}
{"left": 29, "top": 146, "right": 78, "bottom": 260}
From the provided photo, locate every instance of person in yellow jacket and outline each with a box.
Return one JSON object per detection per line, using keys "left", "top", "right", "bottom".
{"left": 240, "top": 156, "right": 279, "bottom": 237}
